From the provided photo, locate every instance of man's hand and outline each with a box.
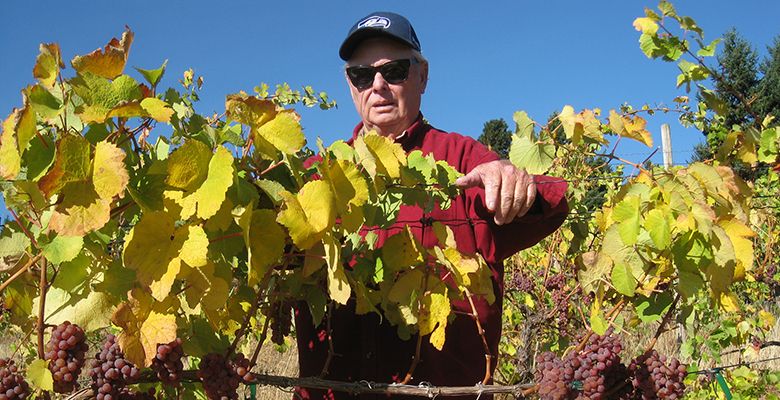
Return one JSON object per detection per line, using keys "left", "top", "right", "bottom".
{"left": 455, "top": 160, "right": 537, "bottom": 225}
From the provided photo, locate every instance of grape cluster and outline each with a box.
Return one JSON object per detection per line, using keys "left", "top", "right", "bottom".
{"left": 509, "top": 270, "right": 534, "bottom": 292}
{"left": 568, "top": 332, "right": 630, "bottom": 399}
{"left": 152, "top": 338, "right": 184, "bottom": 385}
{"left": 44, "top": 321, "right": 88, "bottom": 393}
{"left": 197, "top": 353, "right": 241, "bottom": 400}
{"left": 0, "top": 358, "right": 30, "bottom": 400}
{"left": 536, "top": 352, "right": 569, "bottom": 399}
{"left": 269, "top": 301, "right": 292, "bottom": 345}
{"left": 544, "top": 273, "right": 570, "bottom": 329}
{"left": 89, "top": 334, "right": 141, "bottom": 400}
{"left": 629, "top": 350, "right": 686, "bottom": 400}
{"left": 534, "top": 332, "right": 685, "bottom": 400}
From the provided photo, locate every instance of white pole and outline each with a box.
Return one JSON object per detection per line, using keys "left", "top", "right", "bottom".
{"left": 661, "top": 124, "right": 673, "bottom": 170}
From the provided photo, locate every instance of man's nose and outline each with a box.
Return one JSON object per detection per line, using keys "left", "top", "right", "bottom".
{"left": 371, "top": 71, "right": 389, "bottom": 91}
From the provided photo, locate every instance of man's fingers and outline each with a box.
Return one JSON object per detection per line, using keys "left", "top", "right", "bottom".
{"left": 496, "top": 167, "right": 517, "bottom": 225}
{"left": 524, "top": 179, "right": 537, "bottom": 213}
{"left": 482, "top": 173, "right": 501, "bottom": 213}
{"left": 454, "top": 169, "right": 483, "bottom": 188}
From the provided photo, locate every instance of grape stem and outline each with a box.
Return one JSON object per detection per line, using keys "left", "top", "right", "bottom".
{"left": 249, "top": 313, "right": 271, "bottom": 367}
{"left": 463, "top": 286, "right": 493, "bottom": 385}
{"left": 319, "top": 301, "right": 336, "bottom": 378}
{"left": 9, "top": 209, "right": 39, "bottom": 249}
{"left": 0, "top": 253, "right": 42, "bottom": 294}
{"left": 574, "top": 298, "right": 626, "bottom": 353}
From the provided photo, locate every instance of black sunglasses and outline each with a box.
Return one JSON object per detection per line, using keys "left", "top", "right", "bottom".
{"left": 346, "top": 58, "right": 419, "bottom": 90}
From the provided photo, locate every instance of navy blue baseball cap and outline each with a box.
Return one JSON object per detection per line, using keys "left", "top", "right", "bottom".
{"left": 339, "top": 11, "right": 421, "bottom": 61}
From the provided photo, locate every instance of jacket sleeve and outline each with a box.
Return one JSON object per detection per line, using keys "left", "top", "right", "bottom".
{"left": 461, "top": 142, "right": 569, "bottom": 264}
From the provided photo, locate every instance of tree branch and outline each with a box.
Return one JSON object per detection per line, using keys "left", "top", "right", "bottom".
{"left": 0, "top": 253, "right": 42, "bottom": 294}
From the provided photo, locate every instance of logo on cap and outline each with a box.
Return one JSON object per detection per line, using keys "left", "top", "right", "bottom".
{"left": 358, "top": 16, "right": 391, "bottom": 29}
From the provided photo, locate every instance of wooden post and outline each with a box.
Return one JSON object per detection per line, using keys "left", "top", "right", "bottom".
{"left": 661, "top": 123, "right": 673, "bottom": 170}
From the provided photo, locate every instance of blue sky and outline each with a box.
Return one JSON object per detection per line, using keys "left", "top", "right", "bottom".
{"left": 1, "top": 1, "right": 779, "bottom": 214}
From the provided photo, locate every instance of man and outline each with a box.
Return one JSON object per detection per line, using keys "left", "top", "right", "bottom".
{"left": 294, "top": 12, "right": 568, "bottom": 399}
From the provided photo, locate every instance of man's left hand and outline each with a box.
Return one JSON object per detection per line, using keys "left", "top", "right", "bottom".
{"left": 454, "top": 160, "right": 537, "bottom": 225}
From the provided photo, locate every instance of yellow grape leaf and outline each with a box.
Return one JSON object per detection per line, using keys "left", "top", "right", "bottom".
{"left": 174, "top": 146, "right": 235, "bottom": 220}
{"left": 33, "top": 43, "right": 64, "bottom": 88}
{"left": 633, "top": 17, "right": 659, "bottom": 34}
{"left": 123, "top": 211, "right": 177, "bottom": 284}
{"left": 92, "top": 141, "right": 128, "bottom": 199}
{"left": 140, "top": 97, "right": 174, "bottom": 122}
{"left": 759, "top": 310, "right": 776, "bottom": 331}
{"left": 120, "top": 311, "right": 177, "bottom": 368}
{"left": 166, "top": 139, "right": 212, "bottom": 191}
{"left": 354, "top": 132, "right": 407, "bottom": 179}
{"left": 71, "top": 28, "right": 134, "bottom": 79}
{"left": 48, "top": 182, "right": 112, "bottom": 236}
{"left": 719, "top": 218, "right": 755, "bottom": 280}
{"left": 620, "top": 114, "right": 654, "bottom": 146}
{"left": 39, "top": 134, "right": 92, "bottom": 197}
{"left": 381, "top": 227, "right": 424, "bottom": 274}
{"left": 254, "top": 109, "right": 306, "bottom": 155}
{"left": 388, "top": 269, "right": 423, "bottom": 304}
{"left": 719, "top": 292, "right": 740, "bottom": 313}
{"left": 225, "top": 93, "right": 276, "bottom": 127}
{"left": 321, "top": 159, "right": 370, "bottom": 214}
{"left": 0, "top": 111, "right": 22, "bottom": 180}
{"left": 155, "top": 224, "right": 208, "bottom": 300}
{"left": 324, "top": 233, "right": 350, "bottom": 305}
{"left": 277, "top": 180, "right": 336, "bottom": 249}
{"left": 303, "top": 242, "right": 326, "bottom": 277}
{"left": 40, "top": 287, "right": 113, "bottom": 331}
{"left": 419, "top": 289, "right": 450, "bottom": 350}
{"left": 27, "top": 359, "right": 53, "bottom": 391}
{"left": 181, "top": 262, "right": 230, "bottom": 310}
{"left": 246, "top": 209, "right": 285, "bottom": 284}
{"left": 559, "top": 105, "right": 581, "bottom": 141}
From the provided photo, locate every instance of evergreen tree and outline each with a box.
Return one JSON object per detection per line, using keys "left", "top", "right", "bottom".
{"left": 713, "top": 28, "right": 759, "bottom": 129}
{"left": 478, "top": 118, "right": 511, "bottom": 159}
{"left": 757, "top": 35, "right": 780, "bottom": 119}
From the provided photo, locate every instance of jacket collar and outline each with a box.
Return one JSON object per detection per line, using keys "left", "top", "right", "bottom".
{"left": 349, "top": 113, "right": 426, "bottom": 147}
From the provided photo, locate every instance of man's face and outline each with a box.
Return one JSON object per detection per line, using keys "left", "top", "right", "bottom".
{"left": 346, "top": 38, "right": 428, "bottom": 139}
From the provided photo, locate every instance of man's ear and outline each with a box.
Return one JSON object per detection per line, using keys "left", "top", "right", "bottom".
{"left": 420, "top": 62, "right": 429, "bottom": 94}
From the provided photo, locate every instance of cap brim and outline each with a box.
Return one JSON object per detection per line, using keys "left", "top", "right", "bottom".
{"left": 339, "top": 28, "right": 418, "bottom": 61}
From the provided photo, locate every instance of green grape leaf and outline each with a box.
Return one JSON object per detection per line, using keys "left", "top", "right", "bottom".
{"left": 644, "top": 208, "right": 671, "bottom": 249}
{"left": 509, "top": 133, "right": 555, "bottom": 175}
{"left": 633, "top": 292, "right": 674, "bottom": 323}
{"left": 758, "top": 127, "right": 778, "bottom": 163}
{"left": 33, "top": 43, "right": 63, "bottom": 88}
{"left": 513, "top": 110, "right": 535, "bottom": 138}
{"left": 590, "top": 304, "right": 609, "bottom": 335}
{"left": 27, "top": 359, "right": 54, "bottom": 391}
{"left": 71, "top": 28, "right": 134, "bottom": 79}
{"left": 277, "top": 180, "right": 336, "bottom": 250}
{"left": 134, "top": 59, "right": 167, "bottom": 87}
{"left": 611, "top": 262, "right": 637, "bottom": 297}
{"left": 354, "top": 132, "right": 407, "bottom": 179}
{"left": 612, "top": 195, "right": 641, "bottom": 246}
{"left": 42, "top": 235, "right": 83, "bottom": 265}
{"left": 26, "top": 84, "right": 62, "bottom": 122}
{"left": 70, "top": 73, "right": 142, "bottom": 123}
{"left": 388, "top": 269, "right": 424, "bottom": 304}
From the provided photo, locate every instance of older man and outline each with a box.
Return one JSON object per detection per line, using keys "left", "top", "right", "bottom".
{"left": 294, "top": 12, "right": 569, "bottom": 399}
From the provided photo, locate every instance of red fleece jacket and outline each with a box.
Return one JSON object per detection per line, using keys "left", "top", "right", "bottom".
{"left": 294, "top": 116, "right": 569, "bottom": 400}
